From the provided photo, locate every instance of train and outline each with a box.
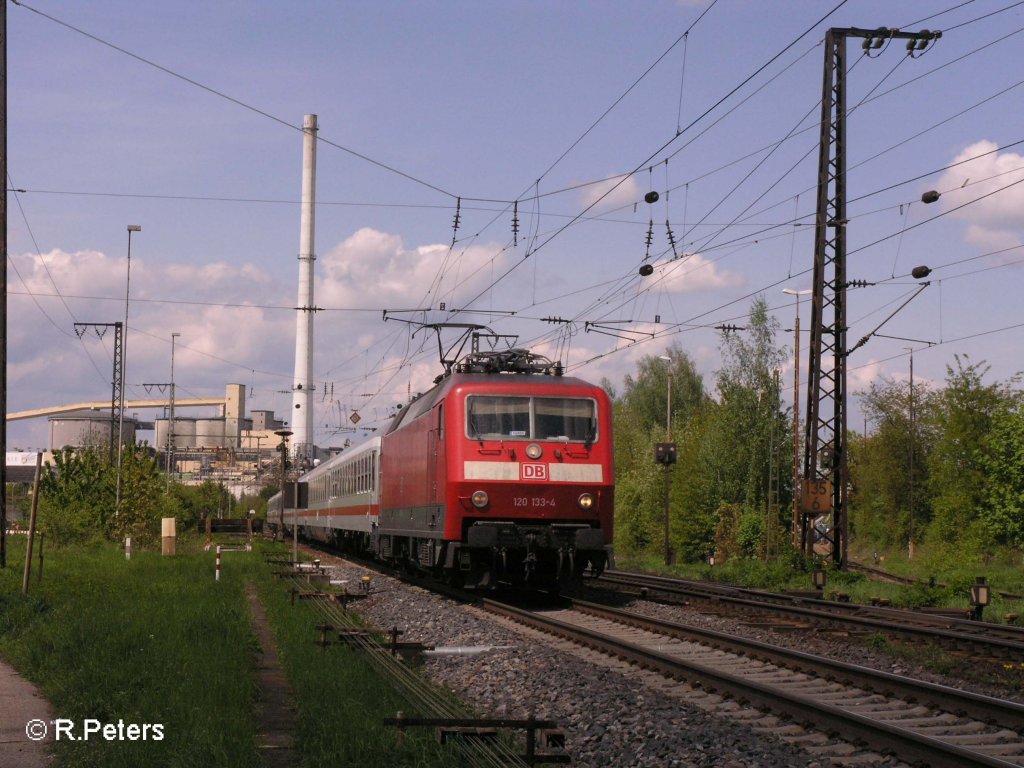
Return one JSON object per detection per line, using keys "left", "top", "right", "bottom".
{"left": 269, "top": 344, "right": 614, "bottom": 590}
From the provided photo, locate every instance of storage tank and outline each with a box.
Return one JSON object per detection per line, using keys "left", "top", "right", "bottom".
{"left": 196, "top": 418, "right": 226, "bottom": 449}
{"left": 48, "top": 410, "right": 137, "bottom": 451}
{"left": 173, "top": 419, "right": 196, "bottom": 449}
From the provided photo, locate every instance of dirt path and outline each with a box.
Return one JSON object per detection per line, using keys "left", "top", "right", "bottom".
{"left": 245, "top": 584, "right": 297, "bottom": 768}
{"left": 0, "top": 659, "right": 53, "bottom": 767}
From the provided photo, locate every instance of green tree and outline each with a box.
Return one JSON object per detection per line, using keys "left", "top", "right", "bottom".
{"left": 619, "top": 343, "right": 705, "bottom": 438}
{"left": 610, "top": 300, "right": 791, "bottom": 565}
{"left": 611, "top": 420, "right": 662, "bottom": 552}
{"left": 612, "top": 345, "right": 708, "bottom": 558}
{"left": 109, "top": 443, "right": 178, "bottom": 546}
{"left": 850, "top": 375, "right": 933, "bottom": 547}
{"left": 924, "top": 356, "right": 1013, "bottom": 552}
{"left": 38, "top": 446, "right": 112, "bottom": 545}
{"left": 38, "top": 444, "right": 177, "bottom": 547}
{"left": 980, "top": 398, "right": 1024, "bottom": 546}
{"left": 709, "top": 297, "right": 791, "bottom": 557}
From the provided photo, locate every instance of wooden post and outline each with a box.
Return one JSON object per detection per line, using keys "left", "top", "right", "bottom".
{"left": 21, "top": 453, "right": 42, "bottom": 594}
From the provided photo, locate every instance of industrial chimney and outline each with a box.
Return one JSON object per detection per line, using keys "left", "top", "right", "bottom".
{"left": 291, "top": 114, "right": 317, "bottom": 464}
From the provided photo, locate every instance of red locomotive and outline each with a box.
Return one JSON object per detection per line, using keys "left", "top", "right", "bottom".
{"left": 274, "top": 338, "right": 614, "bottom": 590}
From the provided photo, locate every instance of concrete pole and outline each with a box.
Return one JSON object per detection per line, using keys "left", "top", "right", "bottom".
{"left": 291, "top": 114, "right": 318, "bottom": 464}
{"left": 167, "top": 332, "right": 179, "bottom": 492}
{"left": 116, "top": 225, "right": 141, "bottom": 521}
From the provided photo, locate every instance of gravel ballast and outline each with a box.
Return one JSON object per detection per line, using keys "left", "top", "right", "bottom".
{"left": 320, "top": 562, "right": 913, "bottom": 767}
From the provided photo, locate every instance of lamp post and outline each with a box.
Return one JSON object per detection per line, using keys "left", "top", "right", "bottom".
{"left": 782, "top": 288, "right": 811, "bottom": 550}
{"left": 115, "top": 225, "right": 141, "bottom": 521}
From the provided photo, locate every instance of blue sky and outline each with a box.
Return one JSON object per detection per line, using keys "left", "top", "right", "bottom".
{"left": 6, "top": 0, "right": 1024, "bottom": 450}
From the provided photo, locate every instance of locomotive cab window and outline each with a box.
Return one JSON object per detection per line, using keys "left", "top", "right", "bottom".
{"left": 467, "top": 395, "right": 597, "bottom": 441}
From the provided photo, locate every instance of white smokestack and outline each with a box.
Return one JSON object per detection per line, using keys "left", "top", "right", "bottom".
{"left": 291, "top": 114, "right": 317, "bottom": 463}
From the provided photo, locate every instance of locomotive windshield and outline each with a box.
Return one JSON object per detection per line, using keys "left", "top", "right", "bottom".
{"left": 467, "top": 396, "right": 596, "bottom": 441}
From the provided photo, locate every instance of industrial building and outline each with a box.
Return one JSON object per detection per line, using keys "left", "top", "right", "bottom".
{"left": 16, "top": 384, "right": 311, "bottom": 498}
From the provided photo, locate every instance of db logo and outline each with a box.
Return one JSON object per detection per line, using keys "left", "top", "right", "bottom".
{"left": 521, "top": 463, "right": 547, "bottom": 480}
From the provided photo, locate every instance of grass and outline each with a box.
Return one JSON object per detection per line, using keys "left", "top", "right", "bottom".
{"left": 0, "top": 535, "right": 260, "bottom": 768}
{"left": 253, "top": 542, "right": 472, "bottom": 768}
{"left": 0, "top": 535, "right": 469, "bottom": 767}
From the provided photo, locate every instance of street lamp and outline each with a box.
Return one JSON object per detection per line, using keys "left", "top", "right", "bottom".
{"left": 782, "top": 287, "right": 811, "bottom": 551}
{"left": 115, "top": 225, "right": 142, "bottom": 522}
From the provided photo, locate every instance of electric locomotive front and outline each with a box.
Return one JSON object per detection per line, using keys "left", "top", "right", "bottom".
{"left": 446, "top": 373, "right": 614, "bottom": 589}
{"left": 377, "top": 345, "right": 614, "bottom": 590}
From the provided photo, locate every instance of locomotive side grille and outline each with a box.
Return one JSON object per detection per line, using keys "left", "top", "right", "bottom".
{"left": 417, "top": 539, "right": 434, "bottom": 567}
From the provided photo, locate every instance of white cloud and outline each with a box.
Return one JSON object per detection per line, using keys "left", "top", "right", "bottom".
{"left": 579, "top": 174, "right": 642, "bottom": 213}
{"left": 656, "top": 252, "right": 745, "bottom": 292}
{"left": 935, "top": 140, "right": 1024, "bottom": 249}
{"left": 318, "top": 227, "right": 506, "bottom": 311}
{"left": 848, "top": 358, "right": 884, "bottom": 395}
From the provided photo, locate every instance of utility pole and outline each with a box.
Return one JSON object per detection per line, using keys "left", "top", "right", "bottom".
{"left": 1, "top": 0, "right": 9, "bottom": 568}
{"left": 168, "top": 332, "right": 180, "bottom": 491}
{"left": 804, "top": 27, "right": 940, "bottom": 567}
{"left": 74, "top": 322, "right": 123, "bottom": 464}
{"left": 783, "top": 288, "right": 810, "bottom": 549}
{"left": 116, "top": 226, "right": 141, "bottom": 522}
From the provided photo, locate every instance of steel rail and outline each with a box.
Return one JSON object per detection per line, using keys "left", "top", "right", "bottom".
{"left": 572, "top": 598, "right": 1024, "bottom": 730}
{"left": 481, "top": 598, "right": 1022, "bottom": 768}
{"left": 598, "top": 570, "right": 1024, "bottom": 657}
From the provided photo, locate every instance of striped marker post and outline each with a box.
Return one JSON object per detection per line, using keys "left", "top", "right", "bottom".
{"left": 216, "top": 545, "right": 222, "bottom": 582}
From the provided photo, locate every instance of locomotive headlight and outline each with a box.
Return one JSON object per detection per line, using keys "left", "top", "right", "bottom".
{"left": 578, "top": 493, "right": 595, "bottom": 510}
{"left": 525, "top": 443, "right": 542, "bottom": 459}
{"left": 471, "top": 490, "right": 489, "bottom": 509}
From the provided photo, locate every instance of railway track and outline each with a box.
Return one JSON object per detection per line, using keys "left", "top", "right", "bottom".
{"left": 482, "top": 597, "right": 1024, "bottom": 767}
{"left": 593, "top": 570, "right": 1024, "bottom": 660}
{"left": 847, "top": 562, "right": 1024, "bottom": 602}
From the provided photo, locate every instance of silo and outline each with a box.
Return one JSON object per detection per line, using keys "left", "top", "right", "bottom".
{"left": 48, "top": 411, "right": 136, "bottom": 451}
{"left": 154, "top": 418, "right": 168, "bottom": 450}
{"left": 196, "top": 418, "right": 225, "bottom": 449}
{"left": 173, "top": 419, "right": 196, "bottom": 450}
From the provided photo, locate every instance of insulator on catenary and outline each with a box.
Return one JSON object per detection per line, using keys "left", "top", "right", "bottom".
{"left": 451, "top": 197, "right": 462, "bottom": 246}
{"left": 665, "top": 220, "right": 678, "bottom": 258}
{"left": 911, "top": 265, "right": 932, "bottom": 279}
{"left": 512, "top": 200, "right": 519, "bottom": 246}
